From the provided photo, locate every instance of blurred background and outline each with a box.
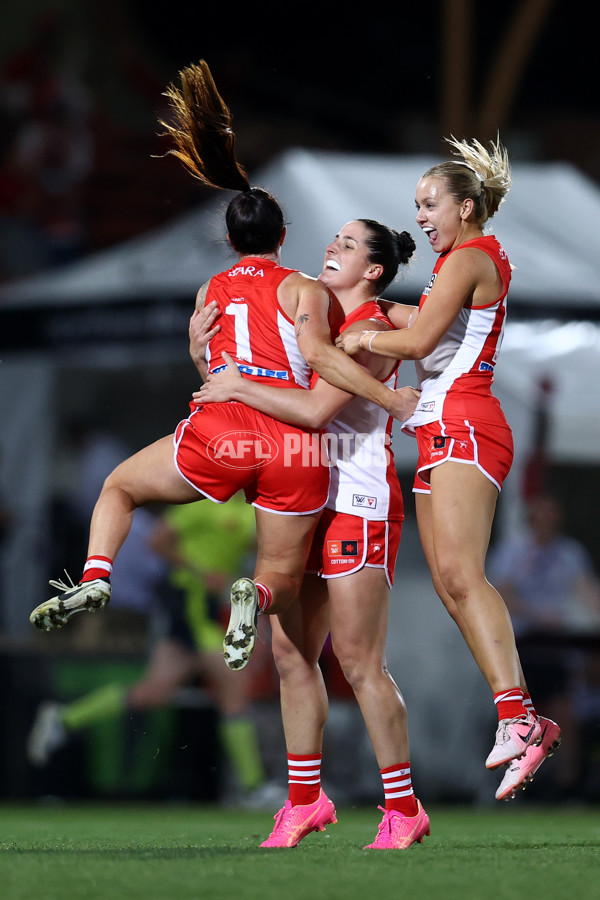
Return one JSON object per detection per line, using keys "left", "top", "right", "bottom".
{"left": 1, "top": 0, "right": 600, "bottom": 809}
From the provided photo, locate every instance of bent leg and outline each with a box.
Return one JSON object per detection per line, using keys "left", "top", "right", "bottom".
{"left": 252, "top": 508, "right": 322, "bottom": 615}
{"left": 87, "top": 435, "right": 202, "bottom": 560}
{"left": 222, "top": 510, "right": 322, "bottom": 669}
{"left": 416, "top": 488, "right": 528, "bottom": 693}
{"left": 424, "top": 462, "right": 521, "bottom": 692}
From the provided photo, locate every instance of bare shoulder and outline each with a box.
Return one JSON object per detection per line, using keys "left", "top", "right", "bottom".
{"left": 447, "top": 245, "right": 496, "bottom": 277}
{"left": 284, "top": 270, "right": 323, "bottom": 290}
{"left": 280, "top": 270, "right": 329, "bottom": 304}
{"left": 195, "top": 279, "right": 212, "bottom": 311}
{"left": 438, "top": 245, "right": 502, "bottom": 306}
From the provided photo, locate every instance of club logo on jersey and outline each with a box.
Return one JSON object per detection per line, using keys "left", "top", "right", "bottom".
{"left": 207, "top": 430, "right": 278, "bottom": 469}
{"left": 327, "top": 540, "right": 359, "bottom": 558}
{"left": 429, "top": 435, "right": 447, "bottom": 458}
{"left": 353, "top": 494, "right": 377, "bottom": 509}
{"left": 422, "top": 273, "right": 437, "bottom": 296}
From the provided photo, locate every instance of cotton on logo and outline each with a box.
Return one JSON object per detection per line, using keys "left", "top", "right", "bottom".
{"left": 207, "top": 430, "right": 278, "bottom": 469}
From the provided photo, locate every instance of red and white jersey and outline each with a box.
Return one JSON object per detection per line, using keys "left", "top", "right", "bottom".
{"left": 205, "top": 258, "right": 312, "bottom": 388}
{"left": 322, "top": 301, "right": 404, "bottom": 521}
{"left": 403, "top": 235, "right": 512, "bottom": 433}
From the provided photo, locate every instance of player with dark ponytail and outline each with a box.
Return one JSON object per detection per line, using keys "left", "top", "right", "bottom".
{"left": 29, "top": 61, "right": 416, "bottom": 677}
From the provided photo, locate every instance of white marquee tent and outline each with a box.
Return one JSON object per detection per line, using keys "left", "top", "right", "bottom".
{"left": 1, "top": 148, "right": 599, "bottom": 310}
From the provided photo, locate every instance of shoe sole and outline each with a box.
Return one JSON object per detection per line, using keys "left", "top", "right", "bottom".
{"left": 29, "top": 586, "right": 110, "bottom": 631}
{"left": 486, "top": 746, "right": 529, "bottom": 771}
{"left": 497, "top": 735, "right": 562, "bottom": 801}
{"left": 364, "top": 824, "right": 431, "bottom": 850}
{"left": 223, "top": 578, "right": 258, "bottom": 670}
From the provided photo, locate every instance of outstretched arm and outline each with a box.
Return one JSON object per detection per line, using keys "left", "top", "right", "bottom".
{"left": 379, "top": 301, "right": 418, "bottom": 330}
{"left": 339, "top": 249, "right": 490, "bottom": 360}
{"left": 195, "top": 351, "right": 352, "bottom": 428}
{"left": 195, "top": 350, "right": 420, "bottom": 426}
{"left": 291, "top": 277, "right": 415, "bottom": 420}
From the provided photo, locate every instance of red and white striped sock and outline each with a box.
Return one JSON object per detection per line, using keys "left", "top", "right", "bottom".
{"left": 81, "top": 556, "right": 113, "bottom": 583}
{"left": 494, "top": 688, "right": 527, "bottom": 722}
{"left": 255, "top": 582, "right": 272, "bottom": 613}
{"left": 287, "top": 753, "right": 322, "bottom": 807}
{"left": 381, "top": 762, "right": 418, "bottom": 817}
{"left": 523, "top": 691, "right": 538, "bottom": 720}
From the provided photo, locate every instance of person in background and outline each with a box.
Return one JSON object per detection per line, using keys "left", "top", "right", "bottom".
{"left": 488, "top": 492, "right": 600, "bottom": 799}
{"left": 28, "top": 493, "right": 282, "bottom": 806}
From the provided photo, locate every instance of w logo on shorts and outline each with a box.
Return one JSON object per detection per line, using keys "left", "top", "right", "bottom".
{"left": 327, "top": 540, "right": 358, "bottom": 557}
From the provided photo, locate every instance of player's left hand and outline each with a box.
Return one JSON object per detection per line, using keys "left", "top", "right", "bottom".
{"left": 192, "top": 351, "right": 241, "bottom": 405}
{"left": 189, "top": 301, "right": 220, "bottom": 365}
{"left": 336, "top": 330, "right": 363, "bottom": 356}
{"left": 388, "top": 386, "right": 421, "bottom": 422}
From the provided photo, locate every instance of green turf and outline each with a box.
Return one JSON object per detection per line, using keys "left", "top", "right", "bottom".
{"left": 1, "top": 802, "right": 599, "bottom": 900}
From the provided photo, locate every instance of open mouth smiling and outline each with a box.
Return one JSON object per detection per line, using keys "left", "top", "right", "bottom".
{"left": 422, "top": 226, "right": 438, "bottom": 244}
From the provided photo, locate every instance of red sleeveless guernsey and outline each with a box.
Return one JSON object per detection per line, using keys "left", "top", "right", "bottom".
{"left": 205, "top": 258, "right": 313, "bottom": 389}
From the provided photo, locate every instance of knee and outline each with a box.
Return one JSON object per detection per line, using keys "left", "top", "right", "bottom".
{"left": 102, "top": 469, "right": 129, "bottom": 501}
{"left": 432, "top": 575, "right": 462, "bottom": 622}
{"left": 427, "top": 564, "right": 461, "bottom": 620}
{"left": 435, "top": 556, "right": 472, "bottom": 606}
{"left": 332, "top": 642, "right": 369, "bottom": 694}
{"left": 271, "top": 633, "right": 312, "bottom": 684}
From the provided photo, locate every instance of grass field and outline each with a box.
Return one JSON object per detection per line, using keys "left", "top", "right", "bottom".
{"left": 2, "top": 801, "right": 599, "bottom": 900}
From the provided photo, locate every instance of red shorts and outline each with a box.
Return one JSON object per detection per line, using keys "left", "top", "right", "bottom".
{"left": 306, "top": 508, "right": 402, "bottom": 586}
{"left": 174, "top": 402, "right": 330, "bottom": 514}
{"left": 413, "top": 417, "right": 514, "bottom": 493}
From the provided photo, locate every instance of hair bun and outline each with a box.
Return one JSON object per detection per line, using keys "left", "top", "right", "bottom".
{"left": 396, "top": 230, "right": 416, "bottom": 264}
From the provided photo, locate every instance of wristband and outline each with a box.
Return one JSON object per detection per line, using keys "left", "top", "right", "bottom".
{"left": 359, "top": 330, "right": 378, "bottom": 352}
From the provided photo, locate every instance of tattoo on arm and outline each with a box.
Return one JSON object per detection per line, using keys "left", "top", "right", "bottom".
{"left": 196, "top": 280, "right": 210, "bottom": 312}
{"left": 296, "top": 313, "right": 309, "bottom": 337}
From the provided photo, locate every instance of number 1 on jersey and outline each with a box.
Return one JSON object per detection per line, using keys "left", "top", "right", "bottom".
{"left": 225, "top": 302, "right": 251, "bottom": 361}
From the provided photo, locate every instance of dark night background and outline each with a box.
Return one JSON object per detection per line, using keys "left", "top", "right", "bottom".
{"left": 0, "top": 1, "right": 597, "bottom": 280}
{"left": 1, "top": 1, "right": 600, "bottom": 809}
